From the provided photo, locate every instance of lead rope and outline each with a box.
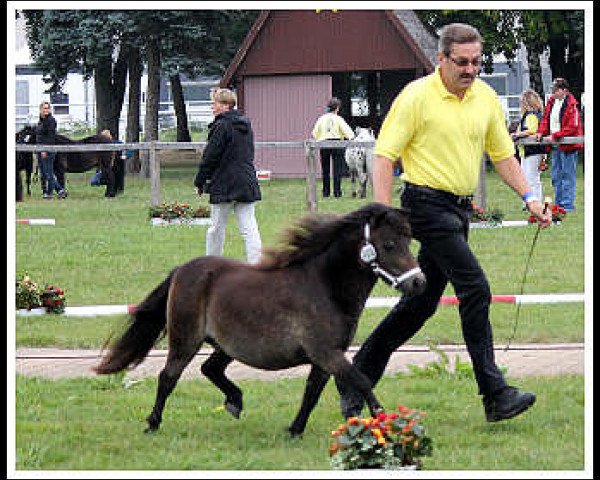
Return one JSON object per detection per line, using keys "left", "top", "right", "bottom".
{"left": 504, "top": 198, "right": 550, "bottom": 351}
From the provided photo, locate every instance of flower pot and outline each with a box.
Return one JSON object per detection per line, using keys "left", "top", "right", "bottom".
{"left": 151, "top": 217, "right": 211, "bottom": 226}
{"left": 16, "top": 307, "right": 46, "bottom": 316}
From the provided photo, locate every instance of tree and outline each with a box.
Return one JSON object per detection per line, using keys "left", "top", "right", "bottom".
{"left": 22, "top": 9, "right": 258, "bottom": 172}
{"left": 415, "top": 10, "right": 585, "bottom": 100}
{"left": 23, "top": 10, "right": 130, "bottom": 137}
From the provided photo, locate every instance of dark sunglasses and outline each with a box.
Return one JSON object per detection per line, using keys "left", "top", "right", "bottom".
{"left": 447, "top": 55, "right": 482, "bottom": 68}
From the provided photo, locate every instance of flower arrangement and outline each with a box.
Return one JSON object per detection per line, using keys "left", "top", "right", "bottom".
{"left": 329, "top": 405, "right": 433, "bottom": 470}
{"left": 149, "top": 202, "right": 210, "bottom": 221}
{"left": 470, "top": 204, "right": 504, "bottom": 225}
{"left": 41, "top": 285, "right": 66, "bottom": 314}
{"left": 16, "top": 273, "right": 66, "bottom": 313}
{"left": 528, "top": 200, "right": 567, "bottom": 224}
{"left": 16, "top": 274, "right": 42, "bottom": 310}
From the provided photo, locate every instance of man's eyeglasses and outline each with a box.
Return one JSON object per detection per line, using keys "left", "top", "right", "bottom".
{"left": 446, "top": 55, "right": 482, "bottom": 68}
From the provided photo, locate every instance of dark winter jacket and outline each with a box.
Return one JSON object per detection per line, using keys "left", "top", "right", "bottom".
{"left": 194, "top": 110, "right": 261, "bottom": 204}
{"left": 36, "top": 114, "right": 57, "bottom": 145}
{"left": 537, "top": 92, "right": 583, "bottom": 152}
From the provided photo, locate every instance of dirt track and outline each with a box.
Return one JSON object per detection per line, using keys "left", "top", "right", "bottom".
{"left": 15, "top": 343, "right": 584, "bottom": 381}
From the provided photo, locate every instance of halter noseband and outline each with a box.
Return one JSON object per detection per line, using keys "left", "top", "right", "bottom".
{"left": 360, "top": 223, "right": 422, "bottom": 289}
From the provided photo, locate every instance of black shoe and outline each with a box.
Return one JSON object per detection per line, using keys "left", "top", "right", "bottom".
{"left": 339, "top": 387, "right": 365, "bottom": 418}
{"left": 483, "top": 386, "right": 536, "bottom": 422}
{"left": 57, "top": 189, "right": 68, "bottom": 199}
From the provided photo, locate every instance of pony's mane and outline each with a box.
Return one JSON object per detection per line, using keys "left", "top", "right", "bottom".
{"left": 257, "top": 203, "right": 400, "bottom": 270}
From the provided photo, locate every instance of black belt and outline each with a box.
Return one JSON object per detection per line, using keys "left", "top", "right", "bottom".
{"left": 403, "top": 182, "right": 474, "bottom": 207}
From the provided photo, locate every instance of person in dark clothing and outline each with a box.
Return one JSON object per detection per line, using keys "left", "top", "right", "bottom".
{"left": 194, "top": 88, "right": 262, "bottom": 264}
{"left": 335, "top": 23, "right": 551, "bottom": 424}
{"left": 36, "top": 101, "right": 67, "bottom": 199}
{"left": 98, "top": 129, "right": 128, "bottom": 194}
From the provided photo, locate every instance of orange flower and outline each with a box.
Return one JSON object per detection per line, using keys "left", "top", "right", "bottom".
{"left": 329, "top": 441, "right": 340, "bottom": 455}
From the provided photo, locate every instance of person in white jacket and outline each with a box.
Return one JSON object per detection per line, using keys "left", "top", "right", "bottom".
{"left": 312, "top": 97, "right": 355, "bottom": 198}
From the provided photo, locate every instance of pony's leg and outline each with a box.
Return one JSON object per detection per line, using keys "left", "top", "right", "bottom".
{"left": 313, "top": 350, "right": 383, "bottom": 418}
{"left": 145, "top": 343, "right": 201, "bottom": 433}
{"left": 288, "top": 365, "right": 330, "bottom": 436}
{"left": 200, "top": 349, "right": 243, "bottom": 419}
{"left": 358, "top": 153, "right": 368, "bottom": 198}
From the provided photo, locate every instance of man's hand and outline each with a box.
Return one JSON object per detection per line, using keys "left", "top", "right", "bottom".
{"left": 527, "top": 199, "right": 552, "bottom": 229}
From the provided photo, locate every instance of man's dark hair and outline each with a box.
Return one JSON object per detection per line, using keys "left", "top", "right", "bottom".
{"left": 438, "top": 23, "right": 483, "bottom": 56}
{"left": 552, "top": 78, "right": 569, "bottom": 91}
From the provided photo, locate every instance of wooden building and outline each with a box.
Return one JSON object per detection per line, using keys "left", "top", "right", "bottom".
{"left": 221, "top": 10, "right": 437, "bottom": 178}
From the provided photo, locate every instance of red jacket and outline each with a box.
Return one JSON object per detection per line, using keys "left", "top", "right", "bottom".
{"left": 537, "top": 92, "right": 584, "bottom": 152}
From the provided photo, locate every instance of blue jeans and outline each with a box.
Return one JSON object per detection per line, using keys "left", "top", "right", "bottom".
{"left": 550, "top": 148, "right": 578, "bottom": 211}
{"left": 38, "top": 152, "right": 63, "bottom": 196}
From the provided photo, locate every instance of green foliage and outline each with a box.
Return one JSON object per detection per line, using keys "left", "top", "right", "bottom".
{"left": 148, "top": 202, "right": 210, "bottom": 220}
{"left": 415, "top": 10, "right": 585, "bottom": 98}
{"left": 15, "top": 273, "right": 42, "bottom": 310}
{"left": 329, "top": 407, "right": 432, "bottom": 470}
{"left": 402, "top": 341, "right": 507, "bottom": 380}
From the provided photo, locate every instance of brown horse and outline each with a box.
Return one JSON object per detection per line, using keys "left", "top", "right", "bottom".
{"left": 94, "top": 203, "right": 426, "bottom": 435}
{"left": 15, "top": 126, "right": 117, "bottom": 197}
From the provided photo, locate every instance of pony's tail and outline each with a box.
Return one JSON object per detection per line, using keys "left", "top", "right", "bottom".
{"left": 93, "top": 269, "right": 176, "bottom": 375}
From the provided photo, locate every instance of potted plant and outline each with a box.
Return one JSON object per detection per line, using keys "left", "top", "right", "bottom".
{"left": 528, "top": 199, "right": 567, "bottom": 224}
{"left": 16, "top": 274, "right": 67, "bottom": 315}
{"left": 149, "top": 202, "right": 210, "bottom": 225}
{"left": 329, "top": 405, "right": 433, "bottom": 470}
{"left": 41, "top": 285, "right": 66, "bottom": 314}
{"left": 470, "top": 203, "right": 504, "bottom": 226}
{"left": 16, "top": 273, "right": 42, "bottom": 312}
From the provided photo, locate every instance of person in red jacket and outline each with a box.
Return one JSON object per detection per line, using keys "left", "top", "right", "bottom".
{"left": 536, "top": 78, "right": 583, "bottom": 212}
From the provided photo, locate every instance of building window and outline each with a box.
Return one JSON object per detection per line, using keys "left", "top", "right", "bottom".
{"left": 50, "top": 92, "right": 69, "bottom": 115}
{"left": 16, "top": 80, "right": 29, "bottom": 117}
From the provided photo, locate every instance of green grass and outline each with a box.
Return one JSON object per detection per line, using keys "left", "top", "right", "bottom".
{"left": 14, "top": 162, "right": 585, "bottom": 348}
{"left": 13, "top": 373, "right": 584, "bottom": 470}
{"left": 12, "top": 161, "right": 588, "bottom": 472}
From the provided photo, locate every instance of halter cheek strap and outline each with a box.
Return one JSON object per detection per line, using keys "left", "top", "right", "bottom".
{"left": 360, "top": 223, "right": 422, "bottom": 288}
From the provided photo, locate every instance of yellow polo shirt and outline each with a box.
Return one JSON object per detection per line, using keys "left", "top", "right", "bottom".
{"left": 375, "top": 67, "right": 515, "bottom": 195}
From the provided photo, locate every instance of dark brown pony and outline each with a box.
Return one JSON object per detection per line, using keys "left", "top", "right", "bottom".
{"left": 94, "top": 203, "right": 426, "bottom": 435}
{"left": 16, "top": 127, "right": 35, "bottom": 201}
{"left": 15, "top": 126, "right": 117, "bottom": 197}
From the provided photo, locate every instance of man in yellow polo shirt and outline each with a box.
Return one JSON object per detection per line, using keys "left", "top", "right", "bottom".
{"left": 336, "top": 23, "right": 551, "bottom": 423}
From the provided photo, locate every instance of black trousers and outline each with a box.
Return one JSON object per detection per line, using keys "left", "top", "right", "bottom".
{"left": 319, "top": 147, "right": 345, "bottom": 197}
{"left": 349, "top": 183, "right": 507, "bottom": 396}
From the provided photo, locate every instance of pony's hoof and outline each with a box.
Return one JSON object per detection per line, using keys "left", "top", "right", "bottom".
{"left": 287, "top": 426, "right": 304, "bottom": 437}
{"left": 225, "top": 401, "right": 242, "bottom": 419}
{"left": 144, "top": 424, "right": 159, "bottom": 434}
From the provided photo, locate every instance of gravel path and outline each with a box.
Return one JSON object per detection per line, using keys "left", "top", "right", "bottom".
{"left": 15, "top": 343, "right": 584, "bottom": 381}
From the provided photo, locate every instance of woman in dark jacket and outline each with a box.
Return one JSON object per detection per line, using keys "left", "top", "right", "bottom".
{"left": 36, "top": 101, "right": 67, "bottom": 199}
{"left": 194, "top": 88, "right": 262, "bottom": 263}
